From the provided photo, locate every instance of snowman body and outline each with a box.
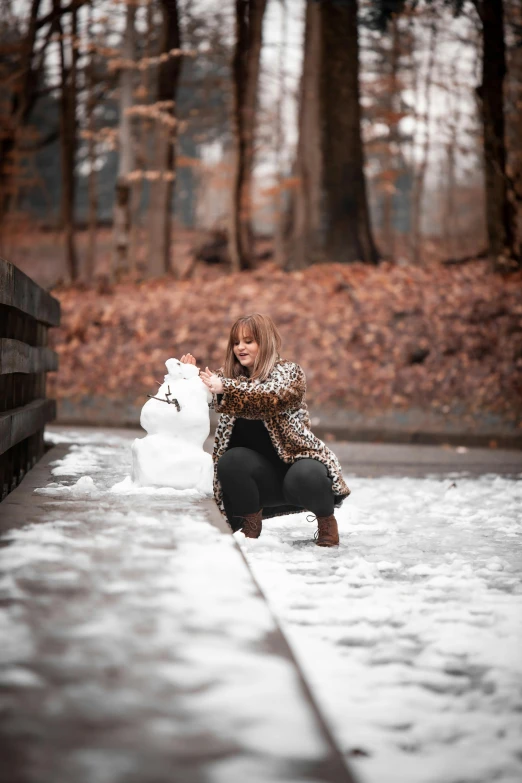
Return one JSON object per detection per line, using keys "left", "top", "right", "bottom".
{"left": 131, "top": 359, "right": 213, "bottom": 492}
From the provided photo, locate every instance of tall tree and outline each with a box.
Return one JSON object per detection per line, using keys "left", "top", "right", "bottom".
{"left": 55, "top": 0, "right": 80, "bottom": 281}
{"left": 0, "top": 0, "right": 40, "bottom": 220}
{"left": 409, "top": 7, "right": 438, "bottom": 264}
{"left": 288, "top": 0, "right": 379, "bottom": 267}
{"left": 473, "top": 0, "right": 518, "bottom": 268}
{"left": 377, "top": 0, "right": 519, "bottom": 268}
{"left": 504, "top": 0, "right": 522, "bottom": 244}
{"left": 129, "top": 0, "right": 154, "bottom": 275}
{"left": 273, "top": 0, "right": 288, "bottom": 268}
{"left": 320, "top": 0, "right": 379, "bottom": 264}
{"left": 0, "top": 0, "right": 81, "bottom": 222}
{"left": 147, "top": 0, "right": 182, "bottom": 278}
{"left": 381, "top": 15, "right": 400, "bottom": 257}
{"left": 229, "top": 0, "right": 268, "bottom": 271}
{"left": 286, "top": 0, "right": 322, "bottom": 269}
{"left": 85, "top": 0, "right": 97, "bottom": 283}
{"left": 112, "top": 1, "right": 137, "bottom": 280}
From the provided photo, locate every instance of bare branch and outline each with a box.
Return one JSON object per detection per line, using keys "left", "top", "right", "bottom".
{"left": 35, "top": 0, "right": 88, "bottom": 31}
{"left": 19, "top": 128, "right": 60, "bottom": 151}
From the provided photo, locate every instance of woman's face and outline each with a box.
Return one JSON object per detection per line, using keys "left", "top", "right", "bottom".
{"left": 233, "top": 328, "right": 259, "bottom": 372}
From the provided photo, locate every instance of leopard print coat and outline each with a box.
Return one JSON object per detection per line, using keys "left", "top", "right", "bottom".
{"left": 208, "top": 358, "right": 351, "bottom": 530}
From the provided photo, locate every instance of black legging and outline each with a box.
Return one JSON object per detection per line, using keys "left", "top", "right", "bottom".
{"left": 217, "top": 446, "right": 335, "bottom": 523}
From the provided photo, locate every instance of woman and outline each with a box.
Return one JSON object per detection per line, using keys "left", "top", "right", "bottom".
{"left": 181, "top": 313, "right": 350, "bottom": 546}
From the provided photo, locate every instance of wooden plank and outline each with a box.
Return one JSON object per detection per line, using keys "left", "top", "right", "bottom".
{"left": 0, "top": 413, "right": 11, "bottom": 459}
{"left": 0, "top": 399, "right": 56, "bottom": 457}
{"left": 0, "top": 429, "right": 45, "bottom": 499}
{"left": 0, "top": 258, "right": 60, "bottom": 326}
{"left": 0, "top": 339, "right": 58, "bottom": 375}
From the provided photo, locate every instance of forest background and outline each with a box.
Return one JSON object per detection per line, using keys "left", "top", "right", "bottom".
{"left": 1, "top": 0, "right": 521, "bottom": 443}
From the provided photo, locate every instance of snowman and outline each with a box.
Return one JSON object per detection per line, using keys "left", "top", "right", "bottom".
{"left": 131, "top": 358, "right": 213, "bottom": 492}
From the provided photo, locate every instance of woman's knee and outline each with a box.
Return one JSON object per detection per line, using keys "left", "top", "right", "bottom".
{"left": 217, "top": 447, "right": 256, "bottom": 480}
{"left": 284, "top": 459, "right": 332, "bottom": 498}
{"left": 284, "top": 459, "right": 333, "bottom": 510}
{"left": 283, "top": 459, "right": 334, "bottom": 515}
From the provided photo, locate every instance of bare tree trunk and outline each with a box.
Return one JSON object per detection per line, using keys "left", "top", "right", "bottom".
{"left": 286, "top": 0, "right": 322, "bottom": 270}
{"left": 273, "top": 0, "right": 287, "bottom": 267}
{"left": 474, "top": 0, "right": 518, "bottom": 269}
{"left": 147, "top": 0, "right": 182, "bottom": 278}
{"left": 382, "top": 15, "right": 400, "bottom": 259}
{"left": 410, "top": 10, "right": 437, "bottom": 265}
{"left": 442, "top": 54, "right": 461, "bottom": 259}
{"left": 129, "top": 0, "right": 154, "bottom": 276}
{"left": 319, "top": 0, "right": 379, "bottom": 264}
{"left": 113, "top": 1, "right": 136, "bottom": 280}
{"left": 85, "top": 0, "right": 97, "bottom": 284}
{"left": 0, "top": 0, "right": 85, "bottom": 228}
{"left": 0, "top": 0, "right": 42, "bottom": 222}
{"left": 506, "top": 12, "right": 522, "bottom": 252}
{"left": 56, "top": 0, "right": 79, "bottom": 282}
{"left": 229, "top": 0, "right": 268, "bottom": 271}
{"left": 128, "top": 177, "right": 142, "bottom": 276}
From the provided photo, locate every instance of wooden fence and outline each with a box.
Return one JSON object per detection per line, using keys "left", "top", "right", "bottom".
{"left": 0, "top": 258, "right": 60, "bottom": 500}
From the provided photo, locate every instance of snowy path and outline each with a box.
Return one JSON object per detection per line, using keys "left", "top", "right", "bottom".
{"left": 1, "top": 428, "right": 520, "bottom": 783}
{"left": 0, "top": 431, "right": 353, "bottom": 783}
{"left": 237, "top": 471, "right": 522, "bottom": 783}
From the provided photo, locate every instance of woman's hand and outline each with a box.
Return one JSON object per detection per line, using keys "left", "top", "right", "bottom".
{"left": 200, "top": 366, "right": 224, "bottom": 395}
{"left": 180, "top": 353, "right": 198, "bottom": 366}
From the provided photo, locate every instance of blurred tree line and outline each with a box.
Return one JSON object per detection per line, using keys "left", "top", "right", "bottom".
{"left": 0, "top": 0, "right": 520, "bottom": 284}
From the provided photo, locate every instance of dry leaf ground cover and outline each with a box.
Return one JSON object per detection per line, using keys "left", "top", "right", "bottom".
{"left": 47, "top": 259, "right": 522, "bottom": 427}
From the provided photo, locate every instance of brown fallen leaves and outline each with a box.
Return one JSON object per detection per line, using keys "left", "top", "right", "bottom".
{"left": 47, "top": 259, "right": 522, "bottom": 425}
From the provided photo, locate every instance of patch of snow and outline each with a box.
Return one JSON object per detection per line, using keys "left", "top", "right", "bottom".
{"left": 109, "top": 474, "right": 207, "bottom": 497}
{"left": 50, "top": 443, "right": 120, "bottom": 476}
{"left": 0, "top": 667, "right": 45, "bottom": 688}
{"left": 45, "top": 429, "right": 135, "bottom": 446}
{"left": 35, "top": 475, "right": 98, "bottom": 496}
{"left": 237, "top": 473, "right": 522, "bottom": 783}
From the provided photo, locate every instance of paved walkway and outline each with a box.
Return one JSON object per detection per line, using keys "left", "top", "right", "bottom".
{"left": 0, "top": 433, "right": 354, "bottom": 783}
{"left": 330, "top": 440, "right": 522, "bottom": 478}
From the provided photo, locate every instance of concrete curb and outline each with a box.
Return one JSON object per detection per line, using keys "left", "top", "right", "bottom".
{"left": 202, "top": 499, "right": 357, "bottom": 783}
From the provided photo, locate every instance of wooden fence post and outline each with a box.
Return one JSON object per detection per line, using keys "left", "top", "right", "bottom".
{"left": 0, "top": 258, "right": 60, "bottom": 499}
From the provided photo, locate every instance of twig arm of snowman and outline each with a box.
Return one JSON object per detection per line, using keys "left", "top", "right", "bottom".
{"left": 202, "top": 362, "right": 306, "bottom": 419}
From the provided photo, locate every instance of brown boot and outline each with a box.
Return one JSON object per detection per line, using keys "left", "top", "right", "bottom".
{"left": 239, "top": 510, "right": 263, "bottom": 539}
{"left": 314, "top": 514, "right": 339, "bottom": 547}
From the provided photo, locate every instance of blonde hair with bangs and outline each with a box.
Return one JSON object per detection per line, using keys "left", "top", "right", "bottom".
{"left": 223, "top": 314, "right": 282, "bottom": 382}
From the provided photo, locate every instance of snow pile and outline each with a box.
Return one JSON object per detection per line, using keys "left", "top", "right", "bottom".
{"left": 237, "top": 473, "right": 522, "bottom": 783}
{"left": 34, "top": 475, "right": 98, "bottom": 496}
{"left": 49, "top": 442, "right": 120, "bottom": 477}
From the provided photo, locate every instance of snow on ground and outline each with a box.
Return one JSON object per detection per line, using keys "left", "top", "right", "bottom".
{"left": 237, "top": 472, "right": 522, "bottom": 783}
{"left": 1, "top": 435, "right": 338, "bottom": 783}
{"left": 2, "top": 430, "right": 521, "bottom": 783}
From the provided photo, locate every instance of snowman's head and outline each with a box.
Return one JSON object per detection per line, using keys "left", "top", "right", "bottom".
{"left": 165, "top": 358, "right": 199, "bottom": 381}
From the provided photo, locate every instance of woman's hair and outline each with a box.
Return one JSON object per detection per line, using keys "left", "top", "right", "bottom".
{"left": 223, "top": 313, "right": 282, "bottom": 382}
